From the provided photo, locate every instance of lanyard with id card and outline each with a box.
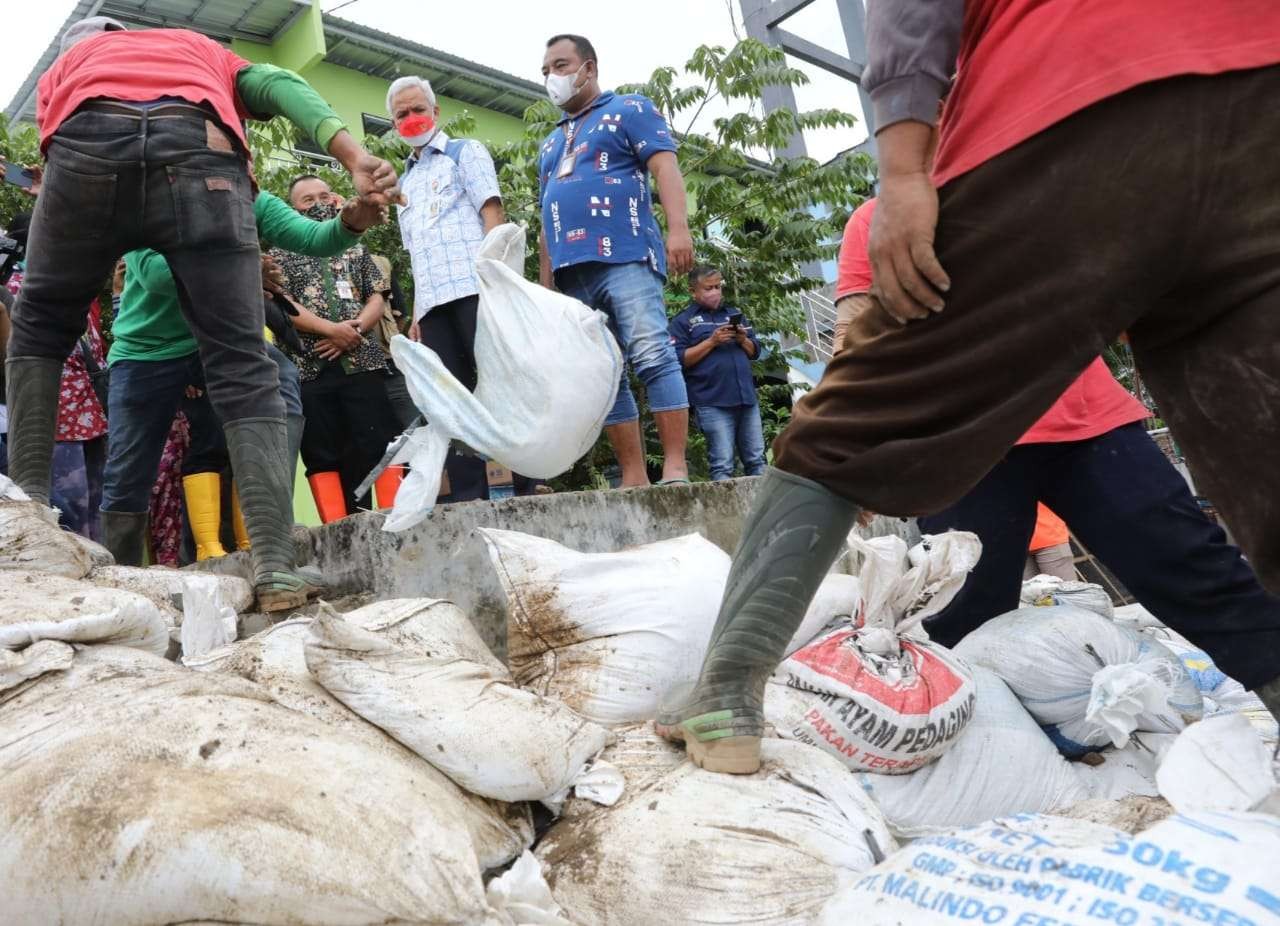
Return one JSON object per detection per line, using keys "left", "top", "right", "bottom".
{"left": 557, "top": 119, "right": 581, "bottom": 178}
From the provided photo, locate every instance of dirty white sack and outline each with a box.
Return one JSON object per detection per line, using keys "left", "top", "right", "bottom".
{"left": 765, "top": 533, "right": 980, "bottom": 774}
{"left": 89, "top": 564, "right": 254, "bottom": 614}
{"left": 855, "top": 666, "right": 1088, "bottom": 836}
{"left": 185, "top": 599, "right": 534, "bottom": 869}
{"left": 1020, "top": 574, "right": 1115, "bottom": 617}
{"left": 1074, "top": 732, "right": 1178, "bottom": 800}
{"left": 0, "top": 570, "right": 170, "bottom": 655}
{"left": 0, "top": 644, "right": 526, "bottom": 925}
{"left": 383, "top": 223, "right": 623, "bottom": 531}
{"left": 0, "top": 475, "right": 103, "bottom": 577}
{"left": 820, "top": 810, "right": 1280, "bottom": 926}
{"left": 307, "top": 611, "right": 613, "bottom": 805}
{"left": 1156, "top": 713, "right": 1278, "bottom": 813}
{"left": 484, "top": 852, "right": 574, "bottom": 926}
{"left": 537, "top": 736, "right": 896, "bottom": 926}
{"left": 0, "top": 640, "right": 74, "bottom": 694}
{"left": 179, "top": 573, "right": 238, "bottom": 661}
{"left": 484, "top": 529, "right": 881, "bottom": 728}
{"left": 956, "top": 605, "right": 1203, "bottom": 756}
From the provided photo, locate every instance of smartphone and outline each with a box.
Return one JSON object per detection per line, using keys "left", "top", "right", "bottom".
{"left": 727, "top": 311, "right": 744, "bottom": 329}
{"left": 0, "top": 160, "right": 35, "bottom": 191}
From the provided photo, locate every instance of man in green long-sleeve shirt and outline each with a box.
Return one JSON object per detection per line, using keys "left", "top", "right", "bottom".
{"left": 6, "top": 16, "right": 400, "bottom": 610}
{"left": 100, "top": 191, "right": 384, "bottom": 566}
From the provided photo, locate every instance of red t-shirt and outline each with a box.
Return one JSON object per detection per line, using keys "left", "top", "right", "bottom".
{"left": 933, "top": 1, "right": 1280, "bottom": 186}
{"left": 1018, "top": 357, "right": 1148, "bottom": 445}
{"left": 37, "top": 29, "right": 252, "bottom": 153}
{"left": 836, "top": 198, "right": 877, "bottom": 299}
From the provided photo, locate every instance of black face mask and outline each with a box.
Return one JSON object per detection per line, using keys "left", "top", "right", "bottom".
{"left": 302, "top": 202, "right": 339, "bottom": 221}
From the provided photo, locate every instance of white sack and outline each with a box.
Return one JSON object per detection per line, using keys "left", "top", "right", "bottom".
{"left": 481, "top": 529, "right": 731, "bottom": 726}
{"left": 1074, "top": 732, "right": 1179, "bottom": 801}
{"left": 0, "top": 639, "right": 74, "bottom": 694}
{"left": 1021, "top": 573, "right": 1115, "bottom": 617}
{"left": 481, "top": 529, "right": 916, "bottom": 729}
{"left": 306, "top": 611, "right": 612, "bottom": 804}
{"left": 855, "top": 667, "right": 1088, "bottom": 836}
{"left": 90, "top": 564, "right": 254, "bottom": 614}
{"left": 820, "top": 811, "right": 1280, "bottom": 926}
{"left": 956, "top": 605, "right": 1203, "bottom": 756}
{"left": 0, "top": 570, "right": 170, "bottom": 655}
{"left": 179, "top": 573, "right": 238, "bottom": 661}
{"left": 1156, "top": 713, "right": 1277, "bottom": 814}
{"left": 852, "top": 531, "right": 982, "bottom": 635}
{"left": 384, "top": 223, "right": 623, "bottom": 531}
{"left": 0, "top": 475, "right": 101, "bottom": 577}
{"left": 185, "top": 599, "right": 534, "bottom": 869}
{"left": 484, "top": 852, "right": 574, "bottom": 926}
{"left": 537, "top": 736, "right": 896, "bottom": 926}
{"left": 0, "top": 645, "right": 521, "bottom": 925}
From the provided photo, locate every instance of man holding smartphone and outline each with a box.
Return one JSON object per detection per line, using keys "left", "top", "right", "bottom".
{"left": 668, "top": 265, "right": 765, "bottom": 482}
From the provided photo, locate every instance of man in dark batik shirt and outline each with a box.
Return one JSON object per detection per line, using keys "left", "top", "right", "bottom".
{"left": 273, "top": 175, "right": 402, "bottom": 522}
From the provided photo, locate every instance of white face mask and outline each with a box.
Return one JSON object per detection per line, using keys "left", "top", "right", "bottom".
{"left": 546, "top": 64, "right": 585, "bottom": 109}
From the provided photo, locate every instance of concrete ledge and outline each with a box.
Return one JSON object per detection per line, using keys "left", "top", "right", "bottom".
{"left": 291, "top": 477, "right": 919, "bottom": 657}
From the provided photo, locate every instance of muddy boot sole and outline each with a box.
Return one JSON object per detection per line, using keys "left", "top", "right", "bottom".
{"left": 256, "top": 586, "right": 310, "bottom": 613}
{"left": 655, "top": 718, "right": 762, "bottom": 775}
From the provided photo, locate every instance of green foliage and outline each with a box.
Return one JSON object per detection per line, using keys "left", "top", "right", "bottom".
{"left": 0, "top": 114, "right": 41, "bottom": 234}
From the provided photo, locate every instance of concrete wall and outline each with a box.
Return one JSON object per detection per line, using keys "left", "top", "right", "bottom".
{"left": 287, "top": 478, "right": 919, "bottom": 657}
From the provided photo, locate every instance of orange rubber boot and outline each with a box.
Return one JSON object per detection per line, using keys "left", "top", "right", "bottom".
{"left": 374, "top": 465, "right": 405, "bottom": 509}
{"left": 308, "top": 472, "right": 348, "bottom": 524}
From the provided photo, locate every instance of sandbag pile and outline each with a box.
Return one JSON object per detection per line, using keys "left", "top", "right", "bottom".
{"left": 956, "top": 604, "right": 1204, "bottom": 756}
{"left": 765, "top": 532, "right": 981, "bottom": 774}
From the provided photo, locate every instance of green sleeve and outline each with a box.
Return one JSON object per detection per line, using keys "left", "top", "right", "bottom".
{"left": 124, "top": 248, "right": 178, "bottom": 297}
{"left": 254, "top": 191, "right": 359, "bottom": 256}
{"left": 235, "top": 63, "right": 347, "bottom": 151}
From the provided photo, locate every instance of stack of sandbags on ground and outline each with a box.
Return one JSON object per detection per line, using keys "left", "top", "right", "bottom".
{"left": 304, "top": 605, "right": 617, "bottom": 808}
{"left": 819, "top": 808, "right": 1280, "bottom": 925}
{"left": 0, "top": 643, "right": 561, "bottom": 924}
{"left": 479, "top": 528, "right": 861, "bottom": 727}
{"left": 536, "top": 723, "right": 896, "bottom": 925}
{"left": 0, "top": 474, "right": 111, "bottom": 577}
{"left": 88, "top": 563, "right": 253, "bottom": 614}
{"left": 956, "top": 604, "right": 1204, "bottom": 757}
{"left": 765, "top": 532, "right": 982, "bottom": 774}
{"left": 186, "top": 599, "right": 536, "bottom": 864}
{"left": 0, "top": 569, "right": 171, "bottom": 656}
{"left": 855, "top": 666, "right": 1089, "bottom": 836}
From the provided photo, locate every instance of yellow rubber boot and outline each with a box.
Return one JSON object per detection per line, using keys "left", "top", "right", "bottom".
{"left": 231, "top": 483, "right": 251, "bottom": 551}
{"left": 182, "top": 472, "right": 229, "bottom": 561}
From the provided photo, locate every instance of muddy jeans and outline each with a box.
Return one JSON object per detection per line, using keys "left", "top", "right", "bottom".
{"left": 9, "top": 106, "right": 282, "bottom": 423}
{"left": 774, "top": 66, "right": 1280, "bottom": 688}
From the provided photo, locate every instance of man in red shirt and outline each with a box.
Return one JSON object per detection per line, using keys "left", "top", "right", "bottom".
{"left": 659, "top": 0, "right": 1280, "bottom": 773}
{"left": 6, "top": 17, "right": 398, "bottom": 611}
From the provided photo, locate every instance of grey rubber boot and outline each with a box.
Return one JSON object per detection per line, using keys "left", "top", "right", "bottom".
{"left": 5, "top": 357, "right": 64, "bottom": 505}
{"left": 285, "top": 414, "right": 305, "bottom": 503}
{"left": 656, "top": 467, "right": 860, "bottom": 773}
{"left": 101, "top": 510, "right": 149, "bottom": 567}
{"left": 224, "top": 417, "right": 325, "bottom": 612}
{"left": 1257, "top": 676, "right": 1280, "bottom": 725}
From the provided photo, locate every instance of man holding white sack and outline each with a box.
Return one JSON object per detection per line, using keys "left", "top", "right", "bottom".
{"left": 388, "top": 75, "right": 504, "bottom": 503}
{"left": 538, "top": 34, "right": 694, "bottom": 489}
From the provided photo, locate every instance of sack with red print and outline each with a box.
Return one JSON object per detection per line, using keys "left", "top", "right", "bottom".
{"left": 764, "top": 532, "right": 979, "bottom": 775}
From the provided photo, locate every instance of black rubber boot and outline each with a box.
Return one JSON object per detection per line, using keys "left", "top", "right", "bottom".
{"left": 101, "top": 510, "right": 149, "bottom": 567}
{"left": 224, "top": 417, "right": 325, "bottom": 612}
{"left": 285, "top": 413, "right": 305, "bottom": 503}
{"left": 656, "top": 467, "right": 860, "bottom": 773}
{"left": 5, "top": 357, "right": 64, "bottom": 505}
{"left": 1257, "top": 676, "right": 1280, "bottom": 725}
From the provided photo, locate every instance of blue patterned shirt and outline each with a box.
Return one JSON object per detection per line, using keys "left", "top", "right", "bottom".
{"left": 539, "top": 91, "right": 678, "bottom": 277}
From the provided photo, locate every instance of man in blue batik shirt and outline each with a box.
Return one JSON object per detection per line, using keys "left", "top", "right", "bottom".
{"left": 538, "top": 33, "right": 694, "bottom": 488}
{"left": 669, "top": 266, "right": 765, "bottom": 482}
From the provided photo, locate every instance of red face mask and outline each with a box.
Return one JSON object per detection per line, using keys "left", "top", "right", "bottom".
{"left": 398, "top": 112, "right": 436, "bottom": 145}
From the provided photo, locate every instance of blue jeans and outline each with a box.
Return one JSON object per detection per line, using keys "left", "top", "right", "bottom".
{"left": 555, "top": 261, "right": 688, "bottom": 425}
{"left": 267, "top": 342, "right": 303, "bottom": 418}
{"left": 919, "top": 422, "right": 1280, "bottom": 690}
{"left": 697, "top": 404, "right": 766, "bottom": 481}
{"left": 101, "top": 353, "right": 227, "bottom": 513}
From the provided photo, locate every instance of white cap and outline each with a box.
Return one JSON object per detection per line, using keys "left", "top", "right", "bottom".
{"left": 60, "top": 16, "right": 127, "bottom": 54}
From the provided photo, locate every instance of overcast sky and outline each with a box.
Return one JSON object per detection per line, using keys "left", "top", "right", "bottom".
{"left": 0, "top": 0, "right": 868, "bottom": 162}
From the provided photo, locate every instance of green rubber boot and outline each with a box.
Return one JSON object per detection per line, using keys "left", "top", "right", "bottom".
{"left": 656, "top": 467, "right": 860, "bottom": 774}
{"left": 101, "top": 510, "right": 149, "bottom": 567}
{"left": 224, "top": 417, "right": 325, "bottom": 612}
{"left": 5, "top": 357, "right": 64, "bottom": 505}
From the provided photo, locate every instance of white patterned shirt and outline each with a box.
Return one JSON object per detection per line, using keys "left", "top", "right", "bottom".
{"left": 397, "top": 131, "right": 502, "bottom": 319}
